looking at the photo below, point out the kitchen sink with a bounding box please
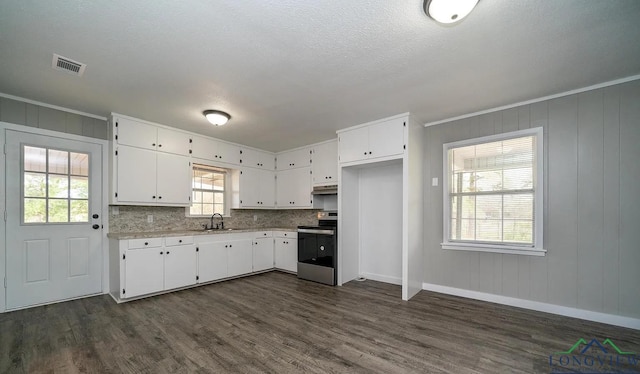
[189,228,237,232]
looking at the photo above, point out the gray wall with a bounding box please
[0,97,107,139]
[423,80,640,319]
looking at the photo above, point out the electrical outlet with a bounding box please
[147,215,153,223]
[112,206,119,215]
[253,215,258,222]
[432,177,439,187]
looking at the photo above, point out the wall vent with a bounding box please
[52,53,86,76]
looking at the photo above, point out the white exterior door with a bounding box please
[5,130,103,309]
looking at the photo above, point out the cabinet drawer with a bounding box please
[254,231,272,238]
[274,231,297,239]
[165,236,194,246]
[128,238,163,250]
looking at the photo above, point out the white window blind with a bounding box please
[442,128,545,256]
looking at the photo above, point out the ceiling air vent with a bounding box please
[52,53,86,77]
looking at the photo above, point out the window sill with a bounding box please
[441,242,546,257]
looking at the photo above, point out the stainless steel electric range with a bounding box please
[297,211,337,285]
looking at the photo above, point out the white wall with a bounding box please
[359,162,403,285]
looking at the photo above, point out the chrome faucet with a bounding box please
[209,213,224,230]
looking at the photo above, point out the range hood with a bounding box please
[311,185,338,195]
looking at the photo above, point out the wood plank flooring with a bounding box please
[1,271,639,373]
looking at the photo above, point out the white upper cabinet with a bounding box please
[239,148,275,170]
[277,167,312,208]
[237,168,275,208]
[114,116,191,156]
[338,116,406,164]
[115,145,191,205]
[191,135,240,165]
[277,147,312,170]
[312,140,338,185]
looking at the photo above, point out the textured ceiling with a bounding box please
[1,1,639,152]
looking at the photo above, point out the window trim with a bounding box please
[441,127,545,256]
[185,163,231,218]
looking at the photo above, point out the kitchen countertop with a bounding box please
[107,227,298,240]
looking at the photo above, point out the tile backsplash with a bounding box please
[109,206,320,233]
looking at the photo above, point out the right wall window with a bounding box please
[442,127,545,256]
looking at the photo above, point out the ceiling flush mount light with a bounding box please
[203,110,231,126]
[424,0,479,24]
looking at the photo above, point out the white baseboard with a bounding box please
[362,272,402,286]
[422,282,640,330]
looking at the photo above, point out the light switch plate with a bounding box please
[147,215,153,223]
[432,177,439,186]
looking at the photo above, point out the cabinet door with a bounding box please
[277,147,312,170]
[197,241,228,283]
[275,238,297,272]
[277,167,311,207]
[191,136,217,161]
[312,140,338,185]
[252,237,274,272]
[164,244,197,290]
[338,127,369,163]
[238,168,260,207]
[156,153,191,205]
[116,146,157,203]
[258,169,276,207]
[124,247,164,298]
[368,117,405,159]
[115,117,157,151]
[240,148,275,170]
[216,141,240,165]
[157,127,191,156]
[227,239,253,277]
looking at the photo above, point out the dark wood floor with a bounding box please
[1,272,639,373]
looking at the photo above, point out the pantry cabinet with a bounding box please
[338,117,406,164]
[115,145,191,205]
[312,140,338,185]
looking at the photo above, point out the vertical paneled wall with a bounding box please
[0,97,107,139]
[423,80,640,319]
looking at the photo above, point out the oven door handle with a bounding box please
[297,229,335,235]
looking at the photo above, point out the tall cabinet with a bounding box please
[337,113,424,301]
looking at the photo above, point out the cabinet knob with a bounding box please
[263,233,267,236]
[158,196,162,199]
[225,245,228,248]
[166,251,170,254]
[152,196,156,199]
[158,144,162,147]
[160,251,163,254]
[178,240,182,243]
[369,151,372,155]
[152,143,156,147]
[364,152,367,155]
[230,244,233,248]
[144,242,149,245]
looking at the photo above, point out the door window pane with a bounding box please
[22,146,90,224]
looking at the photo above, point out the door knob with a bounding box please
[92,224,100,230]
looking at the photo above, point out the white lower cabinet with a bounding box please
[196,241,228,283]
[122,236,196,299]
[253,232,274,272]
[124,247,165,298]
[110,230,295,302]
[226,239,253,277]
[274,231,297,272]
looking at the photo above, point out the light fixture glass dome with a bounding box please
[203,110,231,126]
[425,0,479,24]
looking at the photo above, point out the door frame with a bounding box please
[0,121,109,313]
